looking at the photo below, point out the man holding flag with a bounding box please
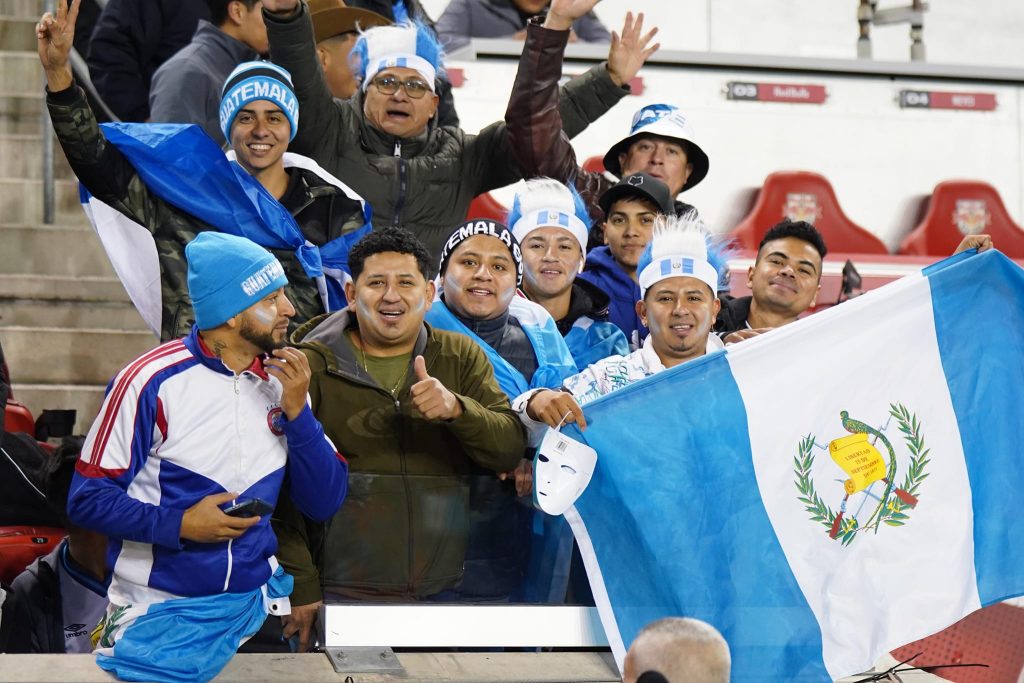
[556,243,1023,680]
[40,0,370,342]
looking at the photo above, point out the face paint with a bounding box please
[249,306,276,327]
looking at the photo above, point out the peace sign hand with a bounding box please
[37,0,79,91]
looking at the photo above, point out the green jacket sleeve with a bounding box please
[445,338,527,472]
[47,84,174,232]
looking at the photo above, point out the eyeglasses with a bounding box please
[371,75,431,99]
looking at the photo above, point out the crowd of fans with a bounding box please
[0,0,996,681]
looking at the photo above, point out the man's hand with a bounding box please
[180,492,261,543]
[722,328,770,345]
[606,12,660,87]
[499,458,534,497]
[36,0,79,91]
[410,355,463,421]
[544,0,600,31]
[526,389,587,430]
[282,600,321,653]
[260,0,300,16]
[953,234,993,255]
[265,347,311,421]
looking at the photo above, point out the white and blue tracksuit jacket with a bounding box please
[68,326,348,607]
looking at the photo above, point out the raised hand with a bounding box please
[265,347,312,421]
[607,12,660,87]
[544,0,601,31]
[953,234,993,255]
[410,355,463,421]
[180,492,261,543]
[36,0,79,91]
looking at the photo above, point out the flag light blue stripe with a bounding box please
[570,351,828,681]
[925,250,1024,605]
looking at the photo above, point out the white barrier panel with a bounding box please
[320,604,609,648]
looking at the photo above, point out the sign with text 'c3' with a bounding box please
[725,81,827,104]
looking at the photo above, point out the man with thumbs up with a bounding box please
[274,228,525,649]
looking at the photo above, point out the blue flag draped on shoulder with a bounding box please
[80,123,371,335]
[563,250,1024,680]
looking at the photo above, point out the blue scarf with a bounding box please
[97,122,371,308]
[425,296,578,397]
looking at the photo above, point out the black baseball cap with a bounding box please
[597,173,674,217]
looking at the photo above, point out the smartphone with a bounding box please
[223,498,274,518]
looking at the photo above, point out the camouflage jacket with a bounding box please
[48,84,366,341]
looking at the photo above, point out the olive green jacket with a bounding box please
[274,310,525,602]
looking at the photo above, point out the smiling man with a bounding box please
[715,219,827,343]
[424,219,578,602]
[511,178,628,370]
[275,228,525,647]
[558,212,727,405]
[40,0,368,342]
[578,173,674,347]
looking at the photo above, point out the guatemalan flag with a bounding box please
[80,123,370,336]
[563,249,1024,681]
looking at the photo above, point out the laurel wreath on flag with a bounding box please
[794,403,930,546]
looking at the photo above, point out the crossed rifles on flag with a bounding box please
[827,411,920,539]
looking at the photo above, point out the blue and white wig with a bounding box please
[637,211,731,298]
[508,178,592,260]
[351,20,444,93]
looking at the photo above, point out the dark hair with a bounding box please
[207,0,258,27]
[348,228,433,281]
[757,219,828,259]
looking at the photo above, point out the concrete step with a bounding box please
[0,224,115,277]
[0,176,85,225]
[1,324,156,385]
[0,16,37,52]
[9,383,105,435]
[0,93,41,134]
[0,273,130,302]
[0,0,43,18]
[1,132,73,179]
[0,52,39,96]
[0,298,148,330]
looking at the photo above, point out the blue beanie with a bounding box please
[185,232,288,330]
[219,61,299,143]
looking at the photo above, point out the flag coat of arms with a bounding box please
[563,250,1024,680]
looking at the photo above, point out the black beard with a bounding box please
[239,316,285,355]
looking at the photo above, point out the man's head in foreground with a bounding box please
[603,104,710,197]
[352,21,443,138]
[623,617,731,683]
[344,227,436,355]
[636,213,725,368]
[310,0,391,99]
[748,219,827,321]
[438,219,523,322]
[185,231,294,354]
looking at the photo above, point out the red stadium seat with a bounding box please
[898,180,1024,258]
[891,603,1024,683]
[5,400,35,436]
[582,155,606,175]
[466,192,508,222]
[728,171,888,255]
[0,526,65,585]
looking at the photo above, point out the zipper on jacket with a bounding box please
[392,140,407,228]
[223,538,234,591]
